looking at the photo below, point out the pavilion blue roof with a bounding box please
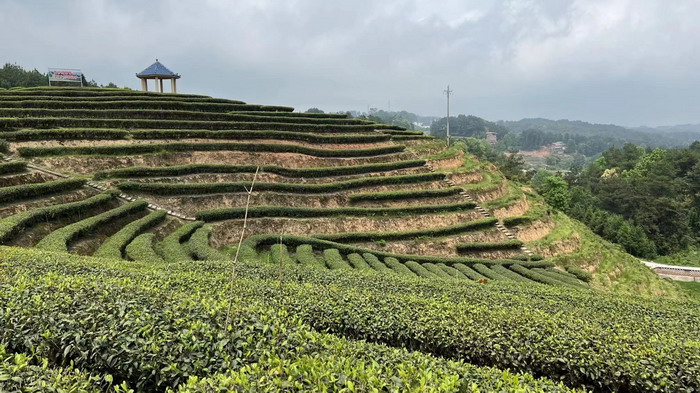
[136,60,180,78]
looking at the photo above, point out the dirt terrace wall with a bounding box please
[426,150,465,170]
[29,151,416,175]
[120,167,431,185]
[11,138,396,152]
[210,210,483,247]
[464,181,508,203]
[447,171,483,186]
[513,218,555,243]
[529,233,582,258]
[492,195,530,219]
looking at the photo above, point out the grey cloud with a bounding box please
[2,0,700,126]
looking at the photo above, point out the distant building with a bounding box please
[485,131,497,144]
[548,141,566,154]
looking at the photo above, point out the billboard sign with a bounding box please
[48,68,83,85]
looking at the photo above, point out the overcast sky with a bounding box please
[3,0,700,126]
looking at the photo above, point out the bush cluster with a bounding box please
[0,249,588,391]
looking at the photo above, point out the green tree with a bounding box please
[536,175,570,211]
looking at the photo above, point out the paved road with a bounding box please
[641,260,700,282]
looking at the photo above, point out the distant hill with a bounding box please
[500,118,700,148]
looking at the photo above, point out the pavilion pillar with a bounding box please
[154,77,160,93]
[141,79,147,91]
[171,79,177,94]
[160,79,164,93]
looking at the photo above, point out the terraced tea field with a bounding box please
[1,87,697,392]
[0,86,580,285]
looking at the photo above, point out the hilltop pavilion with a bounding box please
[136,60,180,93]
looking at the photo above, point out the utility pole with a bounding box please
[444,85,453,145]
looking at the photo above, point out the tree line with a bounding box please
[534,142,700,258]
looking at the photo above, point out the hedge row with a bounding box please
[453,263,487,280]
[405,260,437,278]
[35,200,148,253]
[130,129,391,144]
[0,192,115,243]
[197,201,476,221]
[472,263,509,280]
[0,128,129,141]
[0,99,261,111]
[0,160,27,175]
[503,215,534,227]
[381,130,425,136]
[346,253,370,269]
[323,248,352,270]
[362,252,391,272]
[456,240,524,253]
[0,94,243,104]
[490,265,534,283]
[423,263,454,279]
[509,263,567,286]
[295,244,324,267]
[157,221,204,262]
[187,226,229,261]
[269,243,295,266]
[18,142,405,158]
[94,159,426,180]
[0,108,368,125]
[564,265,593,282]
[0,250,585,392]
[117,172,442,196]
[125,233,165,263]
[0,87,215,99]
[348,186,462,202]
[390,134,435,141]
[92,210,167,259]
[0,117,376,133]
[232,111,347,118]
[439,263,470,279]
[533,268,588,287]
[384,257,416,276]
[241,234,553,268]
[0,178,85,204]
[317,217,494,243]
